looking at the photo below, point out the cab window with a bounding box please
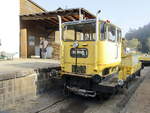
[62,23,96,41]
[117,29,122,42]
[108,25,116,42]
[100,22,106,40]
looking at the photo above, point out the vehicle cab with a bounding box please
[60,19,122,78]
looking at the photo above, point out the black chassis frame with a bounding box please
[140,60,150,67]
[62,68,142,95]
[62,74,118,94]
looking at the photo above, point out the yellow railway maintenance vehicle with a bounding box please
[57,15,142,97]
[139,55,150,67]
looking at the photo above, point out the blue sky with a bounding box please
[33,0,150,36]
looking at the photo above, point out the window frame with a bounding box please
[117,29,122,43]
[99,22,107,41]
[108,24,117,42]
[62,22,96,42]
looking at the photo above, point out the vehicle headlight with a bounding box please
[73,42,79,48]
[118,79,124,86]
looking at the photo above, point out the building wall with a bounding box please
[20,0,46,58]
[26,21,48,57]
[0,0,19,58]
[20,0,45,15]
[20,20,57,58]
[20,0,61,59]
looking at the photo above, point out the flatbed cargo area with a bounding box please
[139,55,150,66]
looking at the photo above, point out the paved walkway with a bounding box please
[0,59,59,77]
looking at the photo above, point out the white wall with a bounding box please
[0,0,19,58]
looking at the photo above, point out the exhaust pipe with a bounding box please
[57,15,62,45]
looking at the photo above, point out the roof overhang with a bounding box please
[20,8,96,29]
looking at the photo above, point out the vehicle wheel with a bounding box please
[102,93,111,100]
[142,64,144,69]
[118,87,128,94]
[63,85,71,97]
[137,70,141,77]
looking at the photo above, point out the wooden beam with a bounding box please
[62,16,72,21]
[45,18,58,25]
[62,17,69,22]
[35,20,57,29]
[44,19,57,25]
[20,12,79,20]
[48,18,58,25]
[46,27,59,31]
[66,16,75,21]
[71,15,79,20]
[37,20,52,26]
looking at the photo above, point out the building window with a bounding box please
[28,36,35,46]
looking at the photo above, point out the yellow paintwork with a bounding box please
[139,55,150,61]
[61,40,121,77]
[60,20,142,84]
[118,51,141,80]
[118,39,141,81]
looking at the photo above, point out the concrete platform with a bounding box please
[0,59,60,80]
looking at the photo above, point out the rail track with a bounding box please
[34,97,68,113]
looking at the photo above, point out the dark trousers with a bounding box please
[40,48,42,58]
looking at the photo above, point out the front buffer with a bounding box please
[62,73,119,97]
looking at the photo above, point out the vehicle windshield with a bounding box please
[62,22,96,41]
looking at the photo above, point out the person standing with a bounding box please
[39,37,44,58]
[43,38,49,59]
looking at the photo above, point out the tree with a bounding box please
[127,38,141,50]
[145,38,150,53]
[125,22,150,53]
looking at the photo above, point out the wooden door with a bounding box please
[20,28,28,58]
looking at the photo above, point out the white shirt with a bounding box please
[43,40,49,49]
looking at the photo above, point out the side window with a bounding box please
[100,22,106,40]
[117,30,122,42]
[108,25,116,42]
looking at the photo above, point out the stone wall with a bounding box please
[0,69,58,111]
[0,73,36,110]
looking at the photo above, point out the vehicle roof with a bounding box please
[62,19,121,30]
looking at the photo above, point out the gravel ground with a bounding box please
[121,67,150,113]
